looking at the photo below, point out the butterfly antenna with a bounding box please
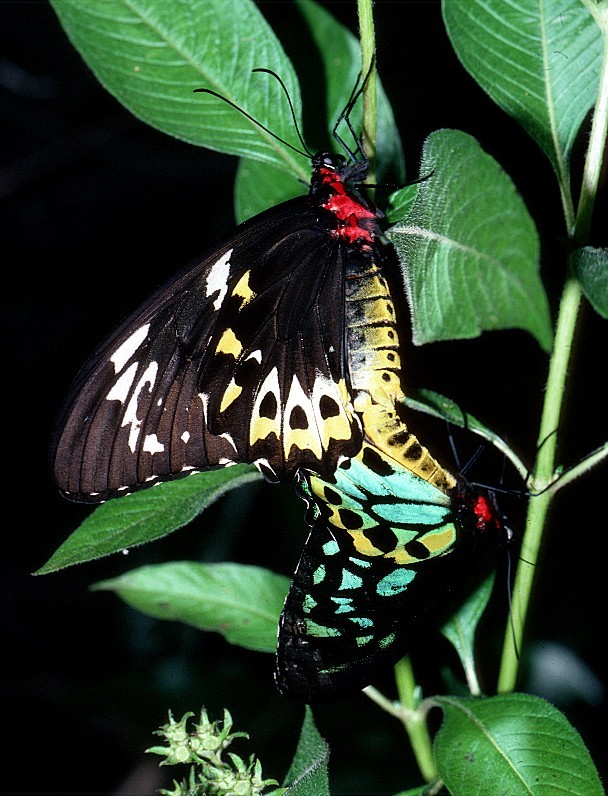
[193,75,310,159]
[446,422,462,472]
[506,546,521,661]
[252,68,312,157]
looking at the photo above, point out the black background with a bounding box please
[2,1,606,794]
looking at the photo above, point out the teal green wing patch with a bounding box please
[276,443,502,701]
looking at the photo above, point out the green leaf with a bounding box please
[234,157,307,224]
[94,561,289,653]
[37,467,261,574]
[441,574,496,688]
[49,0,308,178]
[385,184,420,225]
[388,129,552,351]
[442,0,603,180]
[432,693,604,796]
[572,246,608,319]
[283,707,330,795]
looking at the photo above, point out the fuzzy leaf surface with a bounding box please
[572,246,608,319]
[282,708,330,795]
[388,129,552,351]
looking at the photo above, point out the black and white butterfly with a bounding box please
[50,139,397,502]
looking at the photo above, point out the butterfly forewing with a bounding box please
[52,195,362,502]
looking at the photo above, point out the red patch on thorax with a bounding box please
[319,168,375,244]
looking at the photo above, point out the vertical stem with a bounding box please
[357,0,377,181]
[498,257,582,693]
[498,8,607,691]
[394,658,437,782]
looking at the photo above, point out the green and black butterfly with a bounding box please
[276,440,505,701]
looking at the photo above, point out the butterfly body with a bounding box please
[276,442,503,701]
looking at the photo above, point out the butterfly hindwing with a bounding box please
[52,195,362,502]
[276,442,500,701]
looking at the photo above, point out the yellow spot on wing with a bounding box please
[387,525,457,565]
[418,525,457,554]
[283,375,323,459]
[216,328,242,359]
[313,377,355,446]
[347,528,385,557]
[220,378,243,413]
[231,270,256,308]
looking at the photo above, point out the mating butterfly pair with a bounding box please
[51,143,503,702]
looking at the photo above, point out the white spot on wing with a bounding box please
[181,431,191,443]
[206,249,233,311]
[122,361,159,453]
[219,432,237,452]
[254,457,276,478]
[143,433,164,455]
[199,392,209,422]
[110,324,150,373]
[106,361,138,404]
[245,349,262,363]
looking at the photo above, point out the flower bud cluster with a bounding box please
[147,708,284,796]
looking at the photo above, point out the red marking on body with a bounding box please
[473,495,495,529]
[320,168,376,244]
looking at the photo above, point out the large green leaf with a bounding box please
[94,561,288,652]
[38,466,261,573]
[50,0,308,178]
[388,129,552,351]
[432,693,604,795]
[442,0,603,180]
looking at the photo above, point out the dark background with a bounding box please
[2,1,606,794]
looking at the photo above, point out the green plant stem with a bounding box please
[548,441,608,496]
[394,657,437,782]
[357,0,377,180]
[498,274,582,693]
[498,12,607,691]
